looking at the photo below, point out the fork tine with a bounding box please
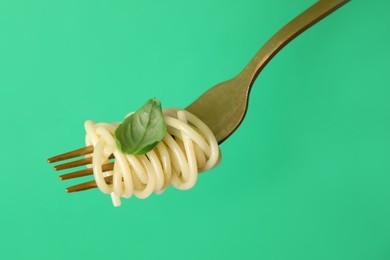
[54,154,115,171]
[47,145,94,163]
[54,157,92,171]
[66,175,113,193]
[59,162,114,180]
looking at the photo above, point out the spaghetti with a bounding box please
[84,108,221,206]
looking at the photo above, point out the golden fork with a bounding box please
[48,0,350,193]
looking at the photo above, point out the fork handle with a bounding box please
[238,0,350,86]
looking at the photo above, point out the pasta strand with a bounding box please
[85,108,221,207]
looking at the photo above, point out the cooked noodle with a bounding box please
[85,108,221,207]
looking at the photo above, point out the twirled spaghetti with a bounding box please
[85,108,221,206]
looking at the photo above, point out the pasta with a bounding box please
[84,108,221,207]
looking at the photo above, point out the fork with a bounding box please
[48,0,350,193]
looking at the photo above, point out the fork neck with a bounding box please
[236,0,349,90]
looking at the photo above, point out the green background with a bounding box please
[1,0,389,259]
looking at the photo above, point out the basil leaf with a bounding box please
[115,98,166,155]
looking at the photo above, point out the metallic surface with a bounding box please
[186,0,350,144]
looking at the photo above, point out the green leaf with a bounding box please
[115,98,166,155]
